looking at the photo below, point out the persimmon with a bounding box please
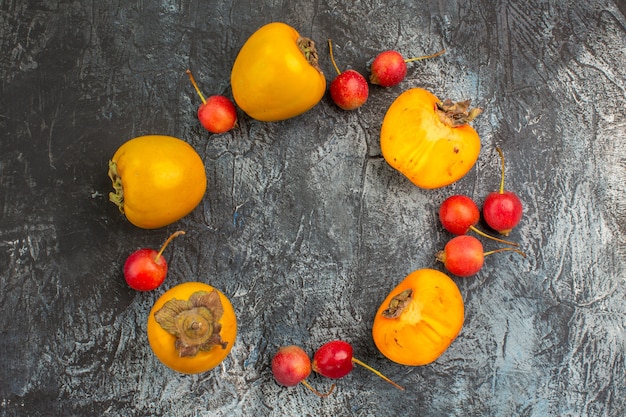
[230,22,326,121]
[147,282,237,374]
[372,269,464,366]
[108,135,207,229]
[380,88,482,189]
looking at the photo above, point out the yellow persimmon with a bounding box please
[230,22,326,122]
[372,269,464,366]
[108,135,207,229]
[147,282,237,374]
[380,88,482,189]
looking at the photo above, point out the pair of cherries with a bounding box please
[271,341,403,397]
[328,41,446,111]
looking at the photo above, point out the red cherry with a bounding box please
[197,95,238,134]
[123,230,185,291]
[186,69,237,134]
[328,39,368,110]
[439,195,481,235]
[369,49,446,87]
[312,340,404,390]
[436,235,485,277]
[369,50,407,87]
[271,345,311,387]
[436,235,525,277]
[482,148,523,236]
[483,192,523,235]
[312,340,354,379]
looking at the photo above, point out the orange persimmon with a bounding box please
[108,135,207,229]
[372,269,464,366]
[147,282,237,374]
[380,88,482,189]
[230,22,326,121]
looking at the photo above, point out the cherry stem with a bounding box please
[351,357,405,391]
[496,147,506,194]
[404,48,446,63]
[185,69,207,105]
[301,380,336,398]
[154,230,186,263]
[469,226,518,246]
[483,247,526,258]
[327,39,342,76]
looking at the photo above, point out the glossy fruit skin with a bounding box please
[272,345,312,386]
[372,269,464,366]
[312,340,353,379]
[123,248,167,291]
[370,50,407,87]
[439,195,480,235]
[439,235,484,277]
[147,282,237,374]
[483,191,523,235]
[109,135,207,229]
[329,70,369,110]
[231,22,326,122]
[380,88,481,189]
[198,95,237,134]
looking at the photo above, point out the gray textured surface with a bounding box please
[1,1,625,416]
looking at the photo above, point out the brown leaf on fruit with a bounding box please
[297,36,321,72]
[382,289,412,319]
[154,290,228,357]
[436,99,482,127]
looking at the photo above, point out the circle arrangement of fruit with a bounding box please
[110,22,527,394]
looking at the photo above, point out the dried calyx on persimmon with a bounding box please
[154,290,228,357]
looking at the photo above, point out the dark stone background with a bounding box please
[1,1,624,416]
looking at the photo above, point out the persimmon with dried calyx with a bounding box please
[372,269,464,366]
[230,22,326,122]
[108,135,207,229]
[380,88,482,189]
[147,282,237,374]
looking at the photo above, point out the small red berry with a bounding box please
[369,48,446,87]
[328,39,368,110]
[482,148,523,236]
[312,340,354,379]
[312,340,404,390]
[123,231,185,291]
[186,69,237,134]
[271,345,311,387]
[436,235,485,277]
[436,235,526,277]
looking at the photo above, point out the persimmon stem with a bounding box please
[484,247,526,258]
[469,225,518,246]
[351,357,405,391]
[496,147,506,194]
[327,39,342,76]
[155,230,186,262]
[404,48,446,63]
[297,36,321,72]
[301,380,336,397]
[186,69,207,105]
